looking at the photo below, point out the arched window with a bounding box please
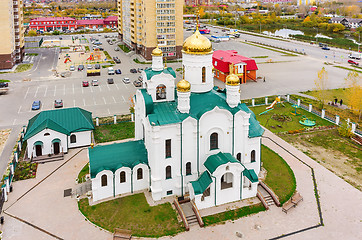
[101,174,107,187]
[221,172,233,190]
[236,153,241,162]
[137,168,143,180]
[156,84,166,100]
[120,171,126,183]
[166,166,172,179]
[44,133,50,136]
[186,162,191,175]
[202,66,206,83]
[210,132,218,150]
[70,134,76,143]
[251,150,256,162]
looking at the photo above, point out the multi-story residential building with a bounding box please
[117,0,183,60]
[0,0,25,70]
[184,0,210,6]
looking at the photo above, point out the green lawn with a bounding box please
[0,80,10,82]
[202,203,265,226]
[77,163,89,183]
[15,64,33,73]
[93,122,135,143]
[78,193,184,237]
[261,145,296,204]
[118,44,131,53]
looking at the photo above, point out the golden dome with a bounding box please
[182,29,212,55]
[226,74,240,86]
[152,46,163,56]
[177,79,191,92]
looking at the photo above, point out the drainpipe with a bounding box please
[211,175,217,206]
[240,173,243,200]
[148,168,151,191]
[197,120,200,177]
[113,172,115,197]
[131,170,133,193]
[180,122,183,196]
[232,114,235,156]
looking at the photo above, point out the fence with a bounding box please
[94,114,133,127]
[0,126,27,213]
[74,181,91,197]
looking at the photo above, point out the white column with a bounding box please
[309,104,312,112]
[297,99,301,106]
[351,123,356,133]
[96,117,99,126]
[18,141,21,150]
[2,187,7,202]
[265,97,268,105]
[177,91,191,113]
[5,177,9,193]
[252,98,255,106]
[10,164,14,176]
[14,151,18,162]
[336,115,340,125]
[347,118,350,125]
[286,94,290,101]
[114,115,117,124]
[321,109,325,119]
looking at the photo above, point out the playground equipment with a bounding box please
[259,108,273,115]
[299,116,316,126]
[64,54,71,63]
[87,51,102,62]
[266,97,284,110]
[291,104,301,116]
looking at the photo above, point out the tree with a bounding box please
[314,67,329,109]
[344,71,362,120]
[28,30,37,36]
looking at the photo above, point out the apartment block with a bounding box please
[117,0,183,60]
[0,0,25,70]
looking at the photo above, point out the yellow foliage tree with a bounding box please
[314,67,329,109]
[344,71,362,120]
[303,16,311,23]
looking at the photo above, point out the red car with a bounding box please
[82,81,89,87]
[348,60,359,66]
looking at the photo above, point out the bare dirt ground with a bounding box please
[0,129,11,156]
[281,132,362,191]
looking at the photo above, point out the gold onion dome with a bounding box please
[152,46,163,56]
[182,29,212,54]
[177,79,191,92]
[226,74,240,86]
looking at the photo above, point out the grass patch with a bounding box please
[118,44,131,53]
[94,122,135,143]
[15,64,33,73]
[251,56,269,58]
[261,145,296,204]
[133,58,151,64]
[78,193,184,237]
[25,53,38,56]
[60,47,70,49]
[85,46,90,51]
[202,203,265,226]
[250,102,335,133]
[102,64,114,69]
[103,51,112,60]
[333,65,362,74]
[0,79,10,82]
[77,163,89,183]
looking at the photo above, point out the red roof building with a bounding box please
[212,50,258,84]
[29,17,77,32]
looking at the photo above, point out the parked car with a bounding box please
[31,100,41,110]
[0,82,9,88]
[69,65,75,71]
[91,79,99,86]
[122,77,130,84]
[137,68,144,73]
[130,68,137,73]
[54,99,63,108]
[114,47,120,51]
[108,67,115,75]
[321,46,330,50]
[82,81,89,87]
[107,78,114,84]
[138,76,143,81]
[87,64,93,69]
[115,69,122,74]
[78,65,84,71]
[94,64,100,69]
[133,80,142,87]
[93,41,102,45]
[348,59,359,66]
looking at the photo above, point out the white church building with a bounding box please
[89,28,264,209]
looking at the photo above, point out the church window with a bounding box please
[221,173,233,190]
[70,134,76,143]
[167,190,173,195]
[210,133,218,150]
[101,174,107,187]
[44,133,50,136]
[251,150,256,162]
[186,162,191,175]
[166,166,172,179]
[120,171,126,183]
[165,139,171,158]
[156,84,166,100]
[202,67,206,83]
[236,153,241,162]
[137,168,143,180]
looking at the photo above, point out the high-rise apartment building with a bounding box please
[117,0,183,60]
[0,0,25,70]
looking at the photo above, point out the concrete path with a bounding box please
[0,125,22,177]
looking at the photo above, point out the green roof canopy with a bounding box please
[144,67,176,80]
[243,169,259,183]
[190,171,213,195]
[34,141,43,146]
[24,107,94,141]
[141,87,264,138]
[51,138,61,143]
[204,152,240,174]
[89,140,148,178]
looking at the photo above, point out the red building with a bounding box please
[29,17,77,32]
[212,50,258,84]
[77,16,118,30]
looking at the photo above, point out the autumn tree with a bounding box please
[344,71,362,120]
[28,30,37,36]
[314,67,329,109]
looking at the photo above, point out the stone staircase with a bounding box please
[258,185,275,206]
[180,202,199,226]
[31,153,64,163]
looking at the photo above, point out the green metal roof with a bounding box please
[141,87,264,138]
[204,152,239,174]
[144,67,176,80]
[140,89,154,115]
[34,141,43,146]
[89,140,148,178]
[51,138,61,143]
[24,107,94,141]
[190,171,213,195]
[243,169,259,183]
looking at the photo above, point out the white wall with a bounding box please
[92,170,114,202]
[114,167,132,195]
[27,129,68,158]
[132,164,149,192]
[144,73,175,102]
[233,110,251,164]
[68,130,92,149]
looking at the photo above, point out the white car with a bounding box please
[69,65,75,71]
[91,79,99,86]
[87,64,93,69]
[122,78,130,84]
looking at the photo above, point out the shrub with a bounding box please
[338,125,353,138]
